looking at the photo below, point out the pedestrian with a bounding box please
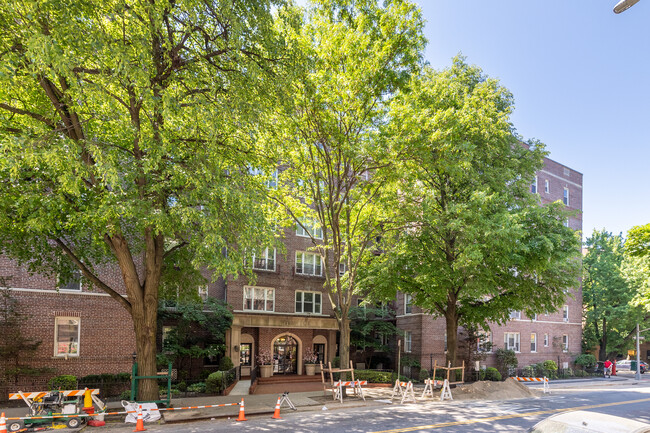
[604,359,612,378]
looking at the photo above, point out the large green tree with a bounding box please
[367,58,581,367]
[262,0,425,374]
[0,0,285,399]
[583,230,641,359]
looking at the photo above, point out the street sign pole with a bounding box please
[636,323,641,381]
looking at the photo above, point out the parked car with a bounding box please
[616,360,646,373]
[528,410,650,433]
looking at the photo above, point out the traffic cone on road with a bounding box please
[133,405,146,432]
[271,395,282,419]
[1,412,7,433]
[236,398,247,422]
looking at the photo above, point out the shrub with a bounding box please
[419,369,430,382]
[48,375,77,390]
[187,382,206,393]
[205,371,224,394]
[574,354,597,370]
[332,357,340,368]
[573,369,588,378]
[522,365,535,377]
[484,367,502,381]
[352,370,393,383]
[176,381,187,392]
[558,368,573,379]
[218,356,234,371]
[495,349,518,377]
[119,390,132,401]
[479,368,486,381]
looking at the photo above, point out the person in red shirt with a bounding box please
[604,359,613,378]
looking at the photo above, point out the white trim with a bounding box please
[295,290,323,314]
[7,287,110,296]
[295,251,323,276]
[232,309,328,317]
[54,316,81,358]
[395,313,425,318]
[242,285,275,312]
[539,169,582,189]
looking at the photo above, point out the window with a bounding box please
[544,179,549,193]
[404,331,412,353]
[531,176,537,194]
[564,219,570,228]
[295,291,322,314]
[531,333,537,353]
[563,305,569,322]
[243,286,274,312]
[531,313,538,322]
[162,326,174,354]
[404,293,413,315]
[313,343,326,364]
[504,332,520,352]
[240,343,252,366]
[55,317,80,357]
[253,248,276,271]
[509,310,521,320]
[295,252,322,276]
[478,332,492,353]
[544,333,549,347]
[198,286,208,301]
[339,262,347,276]
[563,188,569,206]
[296,218,323,239]
[59,269,81,291]
[562,335,569,352]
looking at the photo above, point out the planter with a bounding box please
[260,364,273,378]
[305,364,317,376]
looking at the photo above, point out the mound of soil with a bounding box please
[453,378,537,401]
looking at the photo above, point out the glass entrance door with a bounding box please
[273,335,298,374]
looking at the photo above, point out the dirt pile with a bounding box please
[453,378,537,401]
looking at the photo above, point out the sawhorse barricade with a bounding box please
[512,376,549,393]
[390,380,416,404]
[440,379,453,401]
[332,380,367,403]
[421,378,443,398]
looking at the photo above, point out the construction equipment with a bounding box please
[7,390,89,431]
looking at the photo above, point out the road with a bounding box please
[99,378,650,432]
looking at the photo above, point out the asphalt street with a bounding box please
[93,377,650,433]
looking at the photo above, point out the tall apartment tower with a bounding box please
[394,157,583,370]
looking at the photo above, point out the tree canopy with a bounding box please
[0,0,286,399]
[365,58,582,366]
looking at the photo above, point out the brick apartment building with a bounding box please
[394,156,583,372]
[0,154,582,388]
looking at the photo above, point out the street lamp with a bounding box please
[614,0,641,14]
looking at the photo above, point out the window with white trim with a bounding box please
[198,286,208,301]
[243,286,274,312]
[295,252,322,276]
[504,332,520,352]
[339,262,346,276]
[404,293,413,315]
[563,188,569,206]
[296,218,323,239]
[295,291,322,314]
[478,332,492,352]
[55,317,80,357]
[563,305,569,322]
[531,176,537,194]
[531,333,537,353]
[59,269,81,291]
[509,310,521,320]
[531,313,538,321]
[544,179,549,193]
[562,334,569,352]
[253,248,276,271]
[544,333,549,347]
[404,331,412,353]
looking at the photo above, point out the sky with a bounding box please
[413,0,650,241]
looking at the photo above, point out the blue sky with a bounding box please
[414,0,650,241]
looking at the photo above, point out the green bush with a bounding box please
[522,365,535,377]
[574,354,597,370]
[418,369,430,382]
[495,349,518,377]
[479,368,486,381]
[534,360,558,379]
[332,357,340,368]
[119,390,132,401]
[176,381,187,392]
[573,369,588,378]
[48,375,77,390]
[187,382,206,393]
[205,371,224,394]
[558,368,574,379]
[353,370,393,383]
[485,367,502,381]
[218,356,234,371]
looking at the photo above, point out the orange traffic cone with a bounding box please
[236,398,247,421]
[0,412,6,433]
[271,395,282,419]
[133,405,146,432]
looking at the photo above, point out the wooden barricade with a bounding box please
[320,361,365,402]
[390,380,416,404]
[421,378,443,398]
[431,360,465,385]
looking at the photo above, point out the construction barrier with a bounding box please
[332,380,367,403]
[421,378,444,398]
[390,380,416,404]
[512,376,549,394]
[440,379,453,401]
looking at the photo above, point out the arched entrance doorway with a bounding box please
[273,335,298,374]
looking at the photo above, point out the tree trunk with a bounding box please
[445,302,459,382]
[339,316,351,381]
[133,302,159,401]
[599,318,608,361]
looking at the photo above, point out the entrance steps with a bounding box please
[258,375,321,385]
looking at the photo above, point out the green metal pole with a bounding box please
[131,362,137,401]
[167,362,172,407]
